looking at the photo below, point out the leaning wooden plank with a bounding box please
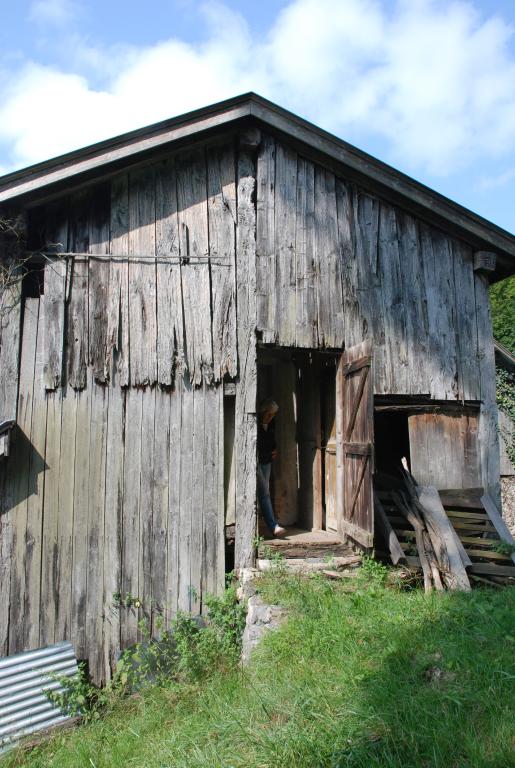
[423,532,444,591]
[207,142,237,381]
[234,143,258,569]
[418,486,471,591]
[450,527,472,568]
[176,148,213,386]
[128,166,157,386]
[393,491,433,592]
[374,496,405,565]
[481,493,515,565]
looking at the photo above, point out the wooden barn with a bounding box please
[1,93,514,683]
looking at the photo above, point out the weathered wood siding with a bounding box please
[0,137,250,683]
[256,134,485,401]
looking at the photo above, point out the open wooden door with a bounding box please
[336,340,374,548]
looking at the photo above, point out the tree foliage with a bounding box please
[490,275,515,354]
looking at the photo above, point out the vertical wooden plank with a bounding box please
[190,383,205,612]
[178,374,193,611]
[139,385,156,635]
[103,371,125,678]
[6,298,38,652]
[295,158,317,348]
[0,270,22,421]
[207,142,238,381]
[235,143,257,569]
[167,380,182,620]
[67,258,88,389]
[39,387,62,646]
[108,174,130,386]
[155,157,183,386]
[121,387,143,646]
[55,383,77,644]
[315,168,345,348]
[202,384,223,598]
[176,149,213,386]
[336,178,359,351]
[452,240,480,401]
[25,299,48,649]
[271,359,298,525]
[86,377,109,683]
[420,225,459,399]
[43,259,67,390]
[397,212,429,396]
[377,203,408,394]
[71,369,91,661]
[297,359,322,530]
[475,271,501,506]
[256,134,276,343]
[129,166,157,387]
[274,142,297,346]
[88,183,110,383]
[151,386,170,630]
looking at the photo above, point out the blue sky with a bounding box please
[1,0,514,235]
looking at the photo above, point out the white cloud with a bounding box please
[1,0,515,176]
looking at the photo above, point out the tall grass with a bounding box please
[3,570,514,768]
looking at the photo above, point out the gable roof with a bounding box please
[0,92,513,279]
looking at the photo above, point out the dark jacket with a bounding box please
[258,419,276,464]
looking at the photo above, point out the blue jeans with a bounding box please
[257,463,277,532]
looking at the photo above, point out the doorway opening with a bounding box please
[256,346,341,537]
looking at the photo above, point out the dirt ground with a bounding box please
[501,476,515,537]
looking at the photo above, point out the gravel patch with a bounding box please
[501,477,515,537]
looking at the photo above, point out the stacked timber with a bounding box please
[375,471,515,590]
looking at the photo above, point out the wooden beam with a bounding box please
[473,251,496,274]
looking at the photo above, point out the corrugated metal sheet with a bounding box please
[0,641,78,754]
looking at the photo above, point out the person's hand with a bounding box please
[271,449,278,460]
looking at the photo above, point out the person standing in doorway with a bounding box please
[257,398,286,537]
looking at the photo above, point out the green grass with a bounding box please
[3,571,515,768]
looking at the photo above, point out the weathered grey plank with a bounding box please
[71,369,92,660]
[202,384,224,599]
[66,258,88,390]
[108,174,130,386]
[234,145,257,569]
[139,385,156,636]
[167,380,182,618]
[103,372,125,678]
[256,133,276,343]
[7,297,38,652]
[420,224,459,399]
[25,300,47,649]
[274,142,297,346]
[295,158,317,348]
[190,382,205,613]
[55,382,77,644]
[39,388,63,646]
[474,272,501,506]
[176,149,213,386]
[207,142,237,380]
[315,167,345,348]
[121,387,143,646]
[377,203,408,394]
[335,179,360,351]
[128,166,157,386]
[151,386,170,630]
[452,240,479,400]
[155,158,183,386]
[89,183,110,382]
[86,378,109,683]
[481,493,515,564]
[178,374,194,611]
[0,270,22,421]
[43,258,67,390]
